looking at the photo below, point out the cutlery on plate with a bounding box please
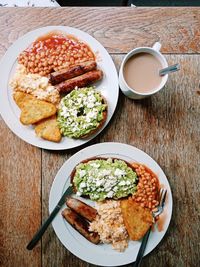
[159,63,180,76]
[26,185,73,250]
[134,188,167,267]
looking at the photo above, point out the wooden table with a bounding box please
[0,7,199,267]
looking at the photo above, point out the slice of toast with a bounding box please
[70,157,137,195]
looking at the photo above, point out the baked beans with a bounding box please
[132,163,160,211]
[18,32,95,76]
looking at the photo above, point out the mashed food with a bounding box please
[89,200,128,252]
[57,87,107,138]
[73,158,138,201]
[10,64,60,105]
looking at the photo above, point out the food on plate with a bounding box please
[61,159,163,252]
[131,163,160,211]
[89,200,129,252]
[9,31,106,143]
[18,31,95,76]
[13,91,35,109]
[10,64,60,105]
[20,98,57,125]
[49,61,97,85]
[62,208,100,244]
[120,198,154,240]
[66,197,97,222]
[71,158,138,200]
[57,87,107,139]
[55,70,103,93]
[35,115,62,142]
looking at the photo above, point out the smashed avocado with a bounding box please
[57,87,107,138]
[73,158,138,201]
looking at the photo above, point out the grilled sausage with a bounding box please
[49,61,97,85]
[62,208,100,244]
[66,197,97,222]
[56,70,103,93]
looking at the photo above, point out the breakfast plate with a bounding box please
[49,142,173,266]
[0,26,118,150]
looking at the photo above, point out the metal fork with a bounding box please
[134,188,167,267]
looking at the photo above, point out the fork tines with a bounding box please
[159,188,167,208]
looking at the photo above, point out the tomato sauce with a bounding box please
[157,212,167,232]
[19,31,95,76]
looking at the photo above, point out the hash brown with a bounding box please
[35,115,62,143]
[20,98,56,125]
[120,198,153,240]
[13,91,34,109]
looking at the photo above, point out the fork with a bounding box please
[134,188,167,267]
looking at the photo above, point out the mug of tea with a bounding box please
[119,42,168,99]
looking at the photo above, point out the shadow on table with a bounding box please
[57,0,200,6]
[57,0,128,6]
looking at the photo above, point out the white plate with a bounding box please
[49,142,173,266]
[0,26,119,150]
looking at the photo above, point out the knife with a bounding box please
[26,185,73,250]
[134,228,151,267]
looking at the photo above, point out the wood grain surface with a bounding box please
[0,7,200,55]
[0,123,42,267]
[41,54,200,267]
[0,7,200,267]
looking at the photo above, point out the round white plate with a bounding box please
[0,26,119,150]
[49,142,173,266]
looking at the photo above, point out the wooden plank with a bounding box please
[0,7,199,55]
[0,120,42,267]
[114,55,200,267]
[41,145,97,267]
[41,54,200,267]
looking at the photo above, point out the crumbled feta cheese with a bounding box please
[114,168,126,176]
[79,170,86,178]
[118,181,126,186]
[76,191,81,196]
[79,182,86,188]
[87,102,95,108]
[107,191,114,198]
[100,169,111,176]
[96,179,104,186]
[86,110,98,122]
[90,163,100,168]
[73,158,138,201]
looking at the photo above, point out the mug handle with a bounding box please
[152,42,161,51]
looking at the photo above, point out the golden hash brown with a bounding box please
[120,198,153,240]
[35,115,62,143]
[20,99,57,125]
[13,91,34,109]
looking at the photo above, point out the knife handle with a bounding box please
[26,205,60,250]
[134,228,151,267]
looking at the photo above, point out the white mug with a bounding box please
[119,42,168,99]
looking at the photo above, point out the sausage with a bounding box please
[49,61,97,85]
[62,208,100,244]
[66,197,97,222]
[56,70,103,93]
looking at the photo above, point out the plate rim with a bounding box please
[0,26,119,150]
[49,142,173,266]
